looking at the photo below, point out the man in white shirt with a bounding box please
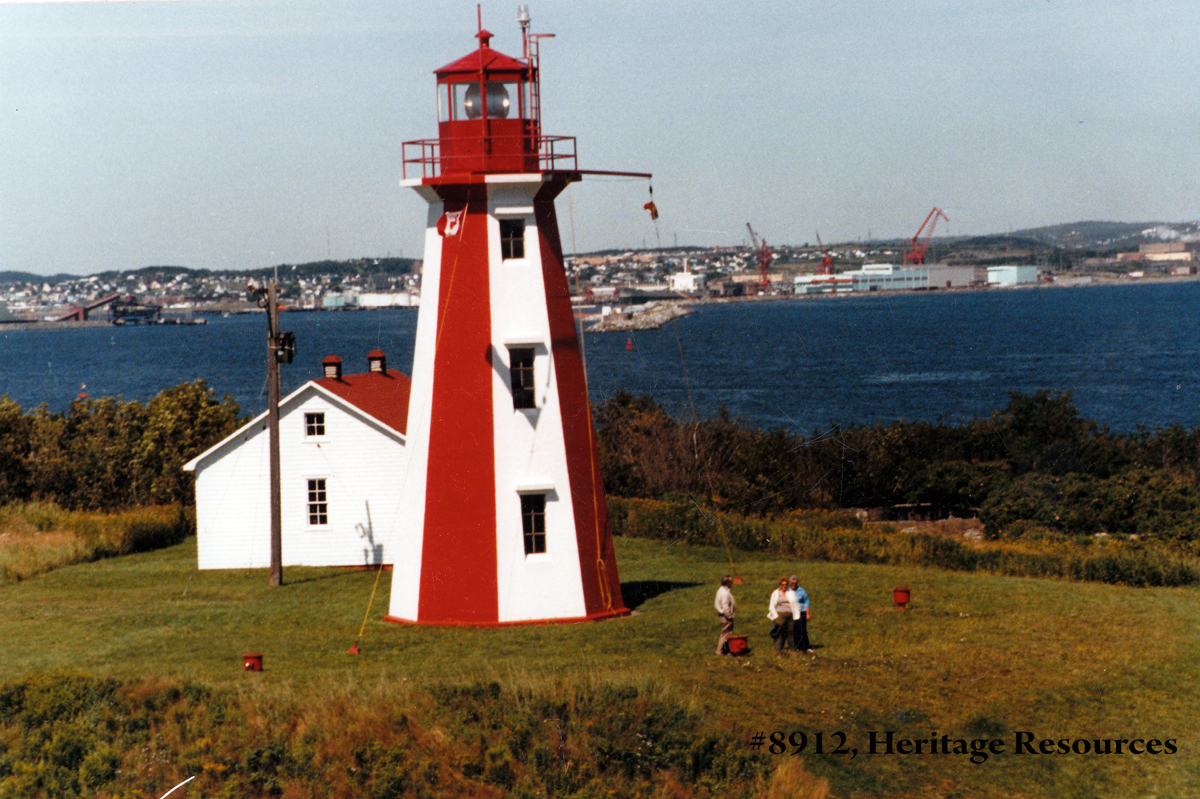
[714,576,737,655]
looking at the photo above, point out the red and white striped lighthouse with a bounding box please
[387,11,637,625]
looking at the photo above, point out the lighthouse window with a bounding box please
[304,412,325,437]
[307,479,328,526]
[500,219,525,260]
[508,347,536,409]
[521,493,546,554]
[450,81,516,120]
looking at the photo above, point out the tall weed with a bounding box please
[0,503,192,583]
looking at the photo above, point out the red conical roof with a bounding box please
[435,39,529,76]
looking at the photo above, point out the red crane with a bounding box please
[815,230,834,275]
[745,222,772,292]
[903,207,949,265]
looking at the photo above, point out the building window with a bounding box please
[500,218,525,260]
[509,347,535,409]
[305,412,325,437]
[307,479,328,525]
[521,493,546,554]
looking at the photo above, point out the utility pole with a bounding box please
[248,277,295,587]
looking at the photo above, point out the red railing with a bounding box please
[401,135,577,180]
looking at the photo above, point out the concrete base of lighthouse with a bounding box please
[386,172,628,627]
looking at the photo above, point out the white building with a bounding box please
[987,265,1038,286]
[793,274,855,294]
[844,264,976,292]
[356,292,419,308]
[183,351,411,570]
[668,262,705,293]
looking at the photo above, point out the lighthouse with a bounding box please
[386,10,637,625]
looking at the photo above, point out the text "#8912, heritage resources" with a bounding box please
[750,731,1178,764]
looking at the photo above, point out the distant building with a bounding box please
[987,265,1038,286]
[1142,241,1200,261]
[668,268,705,293]
[794,274,854,294]
[356,292,419,308]
[1121,241,1200,262]
[183,351,411,570]
[825,264,976,292]
[705,278,744,298]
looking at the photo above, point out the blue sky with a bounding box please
[1,0,1197,275]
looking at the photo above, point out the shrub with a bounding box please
[0,382,239,511]
[608,497,1199,587]
[0,674,770,799]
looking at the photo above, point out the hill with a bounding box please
[860,220,1200,267]
[1011,220,1200,250]
[6,220,1199,286]
[0,258,418,288]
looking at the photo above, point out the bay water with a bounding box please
[1,281,1197,434]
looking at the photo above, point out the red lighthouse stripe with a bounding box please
[535,179,628,619]
[418,189,499,623]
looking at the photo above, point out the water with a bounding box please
[1,282,1198,433]
[586,281,1200,433]
[0,310,420,417]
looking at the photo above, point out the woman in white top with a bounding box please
[767,576,801,653]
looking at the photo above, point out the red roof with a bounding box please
[435,42,529,76]
[314,369,412,435]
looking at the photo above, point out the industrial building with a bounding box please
[794,264,975,294]
[987,265,1038,285]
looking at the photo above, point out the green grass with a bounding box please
[1,535,1197,798]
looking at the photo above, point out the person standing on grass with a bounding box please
[714,575,737,655]
[767,577,800,653]
[789,575,813,653]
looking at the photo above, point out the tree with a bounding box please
[135,381,241,506]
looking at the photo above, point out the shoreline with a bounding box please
[2,272,1196,333]
[583,271,1200,320]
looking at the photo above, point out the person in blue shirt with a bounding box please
[788,575,813,653]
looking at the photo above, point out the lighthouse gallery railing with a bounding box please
[401,135,578,180]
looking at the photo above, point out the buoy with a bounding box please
[625,338,633,350]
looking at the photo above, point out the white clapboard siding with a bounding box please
[185,381,407,570]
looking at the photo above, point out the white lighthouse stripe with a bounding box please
[385,203,445,622]
[484,173,543,183]
[486,182,588,623]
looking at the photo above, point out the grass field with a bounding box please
[1,535,1197,798]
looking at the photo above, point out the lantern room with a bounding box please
[402,9,577,180]
[433,28,537,175]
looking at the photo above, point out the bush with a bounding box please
[608,497,1199,587]
[0,674,769,799]
[595,391,1200,550]
[981,469,1200,541]
[0,382,239,511]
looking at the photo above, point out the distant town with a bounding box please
[2,220,1198,326]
